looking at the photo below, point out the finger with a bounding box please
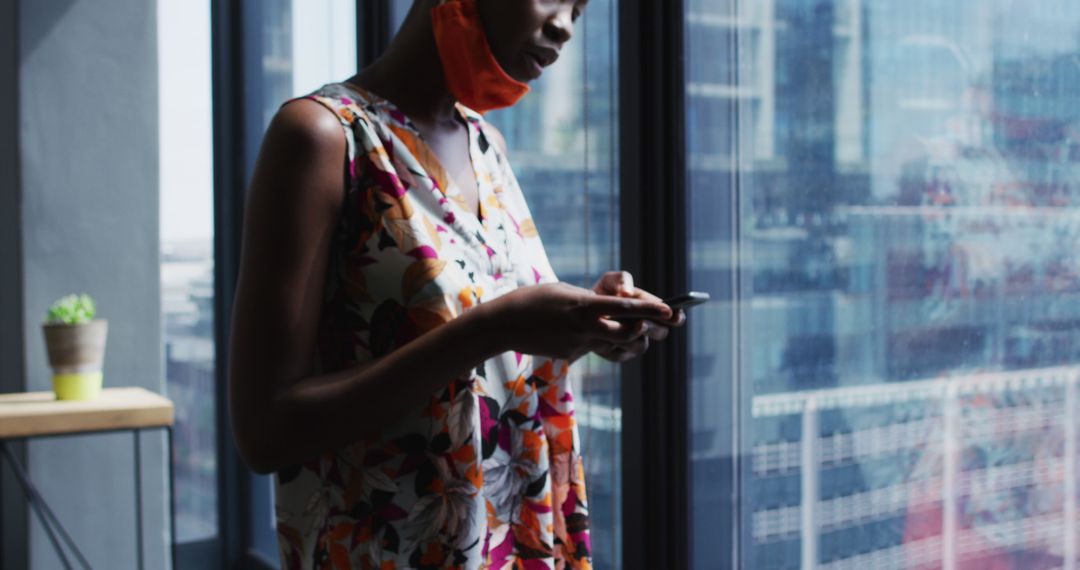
[622,336,649,359]
[591,318,649,343]
[626,286,663,305]
[605,275,667,306]
[658,309,686,327]
[616,271,635,296]
[599,332,651,361]
[591,272,621,295]
[600,350,634,364]
[630,319,668,341]
[602,343,637,363]
[645,323,670,341]
[652,308,686,328]
[593,271,635,297]
[589,340,628,363]
[594,343,624,363]
[584,296,672,321]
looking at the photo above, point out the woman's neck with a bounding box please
[349,1,459,128]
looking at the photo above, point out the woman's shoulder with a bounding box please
[266,97,348,160]
[293,82,383,129]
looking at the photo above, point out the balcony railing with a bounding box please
[753,365,1080,569]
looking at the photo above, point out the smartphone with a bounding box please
[663,291,710,311]
[614,291,710,324]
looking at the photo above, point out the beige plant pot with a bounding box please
[42,320,108,400]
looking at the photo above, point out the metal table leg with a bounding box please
[135,427,178,570]
[0,440,93,569]
[1,427,175,570]
[166,426,177,570]
[134,429,144,570]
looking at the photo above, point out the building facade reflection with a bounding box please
[689,0,1080,568]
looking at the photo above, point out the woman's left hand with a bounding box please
[588,271,686,363]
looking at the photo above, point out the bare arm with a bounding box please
[228,100,671,474]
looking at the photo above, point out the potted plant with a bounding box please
[42,294,108,400]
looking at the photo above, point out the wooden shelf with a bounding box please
[0,387,174,438]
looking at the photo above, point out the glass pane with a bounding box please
[486,2,622,567]
[689,0,1080,568]
[390,1,409,35]
[245,0,357,560]
[158,0,217,543]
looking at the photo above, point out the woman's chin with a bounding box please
[506,56,542,83]
[523,59,544,81]
[510,68,540,83]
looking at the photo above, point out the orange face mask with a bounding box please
[431,0,530,113]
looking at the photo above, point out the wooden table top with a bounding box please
[0,387,174,438]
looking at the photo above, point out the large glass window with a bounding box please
[158,0,216,545]
[162,1,357,558]
[488,1,622,567]
[689,0,1080,568]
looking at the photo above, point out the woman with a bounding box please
[229,0,685,567]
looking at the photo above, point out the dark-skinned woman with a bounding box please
[228,1,685,567]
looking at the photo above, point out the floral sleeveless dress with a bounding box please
[273,83,592,570]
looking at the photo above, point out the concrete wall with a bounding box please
[6,0,169,567]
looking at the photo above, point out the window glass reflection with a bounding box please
[689,1,1080,568]
[158,0,217,543]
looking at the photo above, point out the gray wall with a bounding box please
[6,0,169,567]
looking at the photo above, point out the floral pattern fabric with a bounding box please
[273,83,592,570]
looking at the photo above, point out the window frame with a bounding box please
[618,1,701,569]
[208,0,249,568]
[358,0,391,68]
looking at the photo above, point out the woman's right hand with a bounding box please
[478,282,673,361]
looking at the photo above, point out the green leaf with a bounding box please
[45,293,97,325]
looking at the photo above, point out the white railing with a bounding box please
[574,364,1080,567]
[752,365,1080,569]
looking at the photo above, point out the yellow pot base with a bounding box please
[53,372,103,400]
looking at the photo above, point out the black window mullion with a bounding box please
[619,0,689,568]
[357,0,392,69]
[211,0,250,568]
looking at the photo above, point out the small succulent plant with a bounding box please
[45,294,97,325]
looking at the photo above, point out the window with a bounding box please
[164,0,357,558]
[487,1,622,566]
[158,0,216,546]
[196,2,1080,567]
[688,0,1080,568]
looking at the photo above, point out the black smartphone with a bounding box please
[663,291,710,311]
